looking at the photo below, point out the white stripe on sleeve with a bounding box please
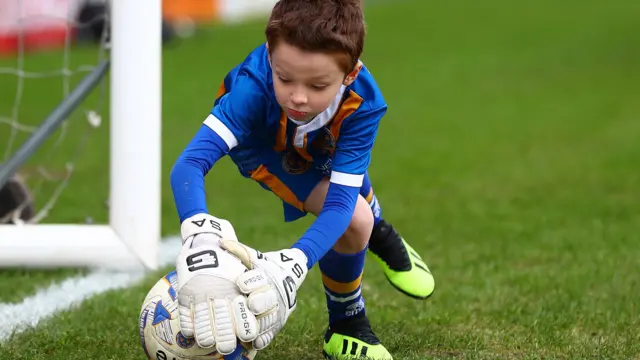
[330,171,364,187]
[203,114,239,149]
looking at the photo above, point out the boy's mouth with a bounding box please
[287,108,308,119]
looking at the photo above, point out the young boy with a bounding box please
[171,0,435,358]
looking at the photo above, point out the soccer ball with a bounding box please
[139,270,257,360]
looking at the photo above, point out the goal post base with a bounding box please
[0,224,158,270]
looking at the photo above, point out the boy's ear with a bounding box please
[266,42,271,64]
[343,61,363,86]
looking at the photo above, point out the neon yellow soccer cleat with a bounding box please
[368,220,435,299]
[322,316,393,360]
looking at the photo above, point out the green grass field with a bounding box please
[1,0,640,359]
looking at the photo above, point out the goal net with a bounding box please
[0,0,162,270]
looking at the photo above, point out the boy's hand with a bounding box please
[176,214,259,354]
[220,240,309,350]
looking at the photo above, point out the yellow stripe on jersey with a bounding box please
[215,81,226,100]
[249,165,304,211]
[330,90,365,145]
[294,131,313,161]
[272,89,365,156]
[273,111,288,152]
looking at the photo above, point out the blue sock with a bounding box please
[359,172,382,225]
[319,248,367,325]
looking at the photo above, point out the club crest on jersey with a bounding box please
[282,150,311,174]
[310,127,336,157]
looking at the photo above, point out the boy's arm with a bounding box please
[170,122,231,222]
[171,71,266,223]
[293,103,387,267]
[221,103,387,350]
[172,72,267,353]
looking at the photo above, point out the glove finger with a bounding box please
[247,288,279,315]
[236,269,271,294]
[212,298,237,355]
[178,301,195,338]
[216,218,239,242]
[220,239,260,269]
[193,300,216,348]
[253,328,276,350]
[231,295,258,343]
[256,309,278,335]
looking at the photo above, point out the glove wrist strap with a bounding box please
[181,213,238,244]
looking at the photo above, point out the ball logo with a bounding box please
[175,331,195,349]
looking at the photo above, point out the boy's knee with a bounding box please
[334,195,373,254]
[304,179,373,253]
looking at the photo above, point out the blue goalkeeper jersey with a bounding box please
[171,43,388,268]
[210,44,387,184]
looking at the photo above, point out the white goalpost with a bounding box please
[0,0,162,270]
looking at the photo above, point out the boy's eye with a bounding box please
[311,84,328,90]
[278,76,291,83]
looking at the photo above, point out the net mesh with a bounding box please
[0,0,110,224]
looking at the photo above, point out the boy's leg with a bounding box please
[305,180,392,360]
[244,152,392,359]
[360,172,436,299]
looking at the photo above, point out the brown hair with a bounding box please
[265,0,366,74]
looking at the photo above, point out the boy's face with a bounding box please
[269,41,359,122]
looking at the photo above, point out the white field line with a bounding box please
[0,236,182,342]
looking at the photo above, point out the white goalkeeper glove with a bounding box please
[220,240,309,350]
[176,213,259,355]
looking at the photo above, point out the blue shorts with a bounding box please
[230,148,328,222]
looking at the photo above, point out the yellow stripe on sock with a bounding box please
[365,188,374,203]
[321,271,363,294]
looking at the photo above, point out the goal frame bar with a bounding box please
[0,0,162,270]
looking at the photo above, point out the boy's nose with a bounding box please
[291,91,307,105]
